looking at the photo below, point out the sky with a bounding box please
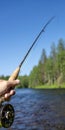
[0,0,65,76]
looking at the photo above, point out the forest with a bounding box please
[0,38,65,89]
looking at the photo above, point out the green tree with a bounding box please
[45,57,54,84]
[39,49,47,64]
[50,43,57,83]
[57,39,65,84]
[18,75,29,88]
[29,66,39,88]
[39,49,47,83]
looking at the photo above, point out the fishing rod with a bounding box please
[9,16,55,81]
[0,17,54,128]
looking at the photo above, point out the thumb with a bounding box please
[7,79,20,88]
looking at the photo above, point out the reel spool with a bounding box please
[0,104,15,128]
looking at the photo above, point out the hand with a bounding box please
[0,79,20,101]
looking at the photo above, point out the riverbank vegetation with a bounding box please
[0,38,65,89]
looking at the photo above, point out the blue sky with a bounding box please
[0,0,65,76]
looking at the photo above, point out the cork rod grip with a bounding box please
[9,66,20,81]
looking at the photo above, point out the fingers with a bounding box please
[4,90,15,100]
[4,80,20,101]
[0,79,20,102]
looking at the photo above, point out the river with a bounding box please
[1,88,65,130]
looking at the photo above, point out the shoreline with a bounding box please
[34,84,65,89]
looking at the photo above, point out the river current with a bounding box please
[1,88,65,130]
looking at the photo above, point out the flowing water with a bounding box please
[1,88,65,130]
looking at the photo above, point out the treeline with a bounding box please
[0,38,65,88]
[29,38,65,88]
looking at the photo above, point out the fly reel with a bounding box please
[0,103,15,128]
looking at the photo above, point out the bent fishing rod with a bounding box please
[0,17,54,128]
